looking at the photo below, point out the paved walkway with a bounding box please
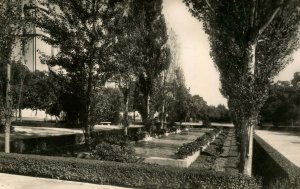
[0,173,130,189]
[255,130,300,167]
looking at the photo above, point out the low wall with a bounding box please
[253,134,300,185]
[0,127,140,154]
[144,151,200,168]
[1,134,85,154]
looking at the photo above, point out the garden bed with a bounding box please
[188,128,240,175]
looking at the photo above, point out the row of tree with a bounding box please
[8,58,231,129]
[2,0,221,148]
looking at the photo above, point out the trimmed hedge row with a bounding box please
[0,153,260,188]
[253,134,300,186]
[175,128,221,159]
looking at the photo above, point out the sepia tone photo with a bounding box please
[0,0,299,188]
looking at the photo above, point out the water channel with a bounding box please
[134,128,212,159]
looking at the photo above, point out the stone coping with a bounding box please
[144,151,200,168]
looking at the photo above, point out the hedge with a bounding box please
[253,134,300,186]
[0,153,260,189]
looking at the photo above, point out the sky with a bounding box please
[162,0,300,107]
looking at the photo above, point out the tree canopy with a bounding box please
[260,73,300,126]
[36,0,129,144]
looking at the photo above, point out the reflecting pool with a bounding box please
[134,128,211,158]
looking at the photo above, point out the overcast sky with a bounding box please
[162,0,300,106]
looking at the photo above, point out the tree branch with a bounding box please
[250,0,256,28]
[205,0,214,12]
[258,7,281,36]
[258,0,287,36]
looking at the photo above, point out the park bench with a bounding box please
[99,122,111,125]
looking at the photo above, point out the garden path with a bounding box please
[0,173,130,189]
[255,130,300,167]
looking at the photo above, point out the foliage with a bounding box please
[266,178,300,189]
[207,104,231,123]
[0,0,25,144]
[90,87,122,125]
[37,0,129,144]
[91,142,136,163]
[22,71,54,111]
[0,152,261,189]
[10,61,32,119]
[166,67,191,123]
[109,1,144,133]
[175,128,221,159]
[133,0,171,130]
[260,76,300,126]
[184,0,300,174]
[90,133,136,163]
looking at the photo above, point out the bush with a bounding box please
[90,134,137,163]
[132,130,149,141]
[266,178,300,189]
[152,128,167,136]
[0,152,261,189]
[91,142,137,163]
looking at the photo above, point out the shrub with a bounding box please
[90,134,137,163]
[91,142,137,163]
[0,152,261,189]
[133,130,149,141]
[152,128,167,136]
[266,178,300,189]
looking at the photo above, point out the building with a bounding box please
[12,0,57,120]
[12,0,57,72]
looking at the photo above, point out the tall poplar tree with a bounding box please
[184,0,300,175]
[109,0,142,135]
[0,0,24,152]
[133,0,170,131]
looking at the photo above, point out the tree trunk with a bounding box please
[123,89,129,135]
[145,93,151,131]
[82,71,93,147]
[161,71,166,130]
[19,108,22,122]
[146,94,150,120]
[249,42,257,75]
[239,114,257,176]
[5,61,12,153]
[161,102,165,129]
[17,78,24,123]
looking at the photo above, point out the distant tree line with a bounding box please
[260,72,300,126]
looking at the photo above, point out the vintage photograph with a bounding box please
[0,0,300,188]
